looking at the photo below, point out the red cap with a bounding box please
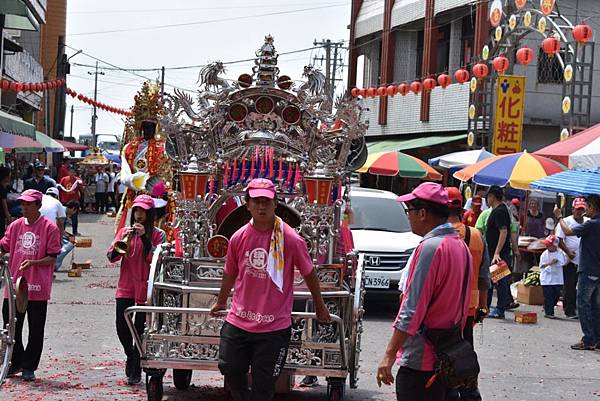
[472,194,483,205]
[246,178,276,199]
[18,189,43,203]
[573,197,587,210]
[542,234,559,247]
[132,194,155,210]
[445,187,463,208]
[511,198,520,206]
[397,182,448,206]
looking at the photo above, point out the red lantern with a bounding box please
[367,87,377,97]
[516,47,534,65]
[23,83,31,92]
[454,69,470,84]
[304,176,334,205]
[359,88,367,97]
[492,56,510,73]
[9,81,17,91]
[386,85,397,96]
[423,78,437,91]
[351,87,360,97]
[14,83,23,92]
[437,74,452,89]
[0,80,9,91]
[410,81,422,94]
[377,86,386,96]
[472,63,489,79]
[397,83,409,96]
[69,89,77,97]
[542,36,561,56]
[77,94,84,101]
[572,24,593,44]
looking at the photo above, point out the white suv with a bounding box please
[349,187,421,296]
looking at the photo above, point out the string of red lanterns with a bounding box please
[0,78,66,92]
[351,23,593,98]
[65,87,132,116]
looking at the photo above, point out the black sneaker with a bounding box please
[22,369,35,382]
[7,365,22,378]
[544,314,556,319]
[125,357,132,378]
[506,302,520,310]
[127,372,142,385]
[299,376,319,387]
[566,314,579,320]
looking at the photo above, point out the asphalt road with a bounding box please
[2,214,599,401]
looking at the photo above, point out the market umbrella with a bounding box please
[0,133,43,153]
[534,123,600,169]
[35,131,65,153]
[454,151,565,190]
[357,151,442,180]
[429,148,494,169]
[529,169,600,196]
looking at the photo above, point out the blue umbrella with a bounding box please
[529,169,600,196]
[103,152,121,165]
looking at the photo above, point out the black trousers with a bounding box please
[115,298,145,361]
[218,322,291,401]
[445,316,482,401]
[106,192,116,210]
[396,366,445,401]
[2,300,48,372]
[95,192,107,213]
[563,263,578,316]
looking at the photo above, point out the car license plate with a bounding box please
[364,274,390,289]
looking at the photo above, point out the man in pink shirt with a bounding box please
[1,189,62,381]
[210,178,330,401]
[376,183,473,401]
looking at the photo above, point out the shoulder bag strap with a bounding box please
[464,225,471,247]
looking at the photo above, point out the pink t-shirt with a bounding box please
[1,216,62,301]
[108,227,166,304]
[225,222,313,333]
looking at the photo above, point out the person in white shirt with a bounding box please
[106,167,116,212]
[42,188,75,272]
[94,167,109,214]
[539,235,568,319]
[556,197,589,319]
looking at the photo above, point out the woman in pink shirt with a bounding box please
[1,189,62,382]
[107,194,165,385]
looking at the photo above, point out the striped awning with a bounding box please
[529,169,600,196]
[35,131,65,153]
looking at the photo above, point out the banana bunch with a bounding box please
[523,272,541,287]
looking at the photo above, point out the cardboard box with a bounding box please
[517,283,544,305]
[515,311,538,324]
[75,238,92,248]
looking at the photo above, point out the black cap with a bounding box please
[34,161,46,169]
[486,185,504,199]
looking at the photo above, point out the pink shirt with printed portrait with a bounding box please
[225,222,314,333]
[1,216,62,301]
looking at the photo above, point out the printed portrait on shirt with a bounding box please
[245,248,268,279]
[18,231,39,256]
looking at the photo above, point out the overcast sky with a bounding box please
[63,0,351,141]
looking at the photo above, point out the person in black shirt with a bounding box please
[0,167,12,238]
[486,185,517,319]
[24,161,56,194]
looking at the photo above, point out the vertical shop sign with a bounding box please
[493,75,526,155]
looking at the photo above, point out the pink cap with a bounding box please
[397,182,448,206]
[573,197,587,210]
[246,178,276,199]
[132,194,155,210]
[543,234,559,247]
[18,189,43,203]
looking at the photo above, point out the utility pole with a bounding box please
[69,105,74,137]
[160,66,165,98]
[88,61,104,147]
[313,39,346,112]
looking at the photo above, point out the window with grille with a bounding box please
[537,49,564,84]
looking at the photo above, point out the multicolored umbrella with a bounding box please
[0,133,43,153]
[454,151,565,189]
[534,123,600,168]
[358,151,442,180]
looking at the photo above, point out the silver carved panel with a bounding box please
[168,342,220,361]
[286,347,322,367]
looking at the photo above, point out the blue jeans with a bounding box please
[542,285,562,316]
[577,273,600,346]
[55,237,75,272]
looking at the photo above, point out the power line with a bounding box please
[69,1,344,14]
[68,4,347,36]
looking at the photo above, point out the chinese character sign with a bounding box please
[493,75,525,155]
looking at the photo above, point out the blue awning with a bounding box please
[529,169,600,196]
